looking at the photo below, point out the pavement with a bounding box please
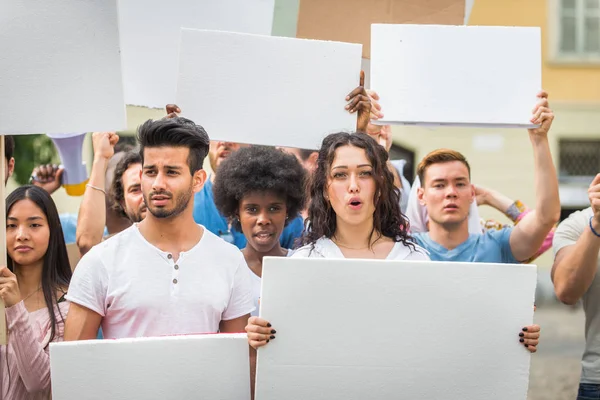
[528,304,586,400]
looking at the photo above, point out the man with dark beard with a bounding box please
[64,117,254,340]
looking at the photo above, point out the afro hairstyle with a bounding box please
[213,146,307,231]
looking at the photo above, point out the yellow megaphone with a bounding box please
[46,133,89,196]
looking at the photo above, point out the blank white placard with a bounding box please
[0,0,126,134]
[50,334,250,400]
[177,29,362,149]
[118,0,275,108]
[256,257,536,400]
[370,24,541,128]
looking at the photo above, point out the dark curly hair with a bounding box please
[213,146,307,232]
[110,151,142,218]
[302,132,414,250]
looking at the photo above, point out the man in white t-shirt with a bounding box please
[552,174,600,399]
[64,117,255,340]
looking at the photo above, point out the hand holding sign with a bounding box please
[589,174,600,227]
[0,267,21,308]
[346,71,372,133]
[528,91,554,138]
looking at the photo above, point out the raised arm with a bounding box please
[75,132,118,256]
[552,175,600,305]
[509,92,560,262]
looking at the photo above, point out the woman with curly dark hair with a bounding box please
[246,132,429,349]
[213,146,307,316]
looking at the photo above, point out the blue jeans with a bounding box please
[578,383,600,399]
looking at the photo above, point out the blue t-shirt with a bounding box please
[413,228,518,264]
[192,179,304,249]
[59,213,108,245]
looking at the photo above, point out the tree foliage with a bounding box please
[12,135,59,185]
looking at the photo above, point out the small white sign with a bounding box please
[370,24,541,128]
[50,334,251,400]
[177,29,362,149]
[0,0,126,134]
[256,257,536,400]
[118,0,275,108]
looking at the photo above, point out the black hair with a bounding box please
[303,132,415,250]
[6,185,72,342]
[213,146,307,231]
[4,135,14,161]
[136,117,210,175]
[110,151,143,218]
[297,148,317,161]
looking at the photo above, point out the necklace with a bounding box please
[22,286,42,302]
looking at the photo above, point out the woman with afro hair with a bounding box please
[213,145,307,316]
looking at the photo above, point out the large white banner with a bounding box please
[256,257,537,400]
[177,29,362,149]
[0,0,126,134]
[118,0,275,108]
[370,24,541,128]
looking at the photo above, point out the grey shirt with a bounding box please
[553,207,600,384]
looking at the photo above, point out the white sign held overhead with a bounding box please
[177,29,362,149]
[118,0,275,108]
[50,334,251,400]
[370,24,541,128]
[256,257,536,400]
[0,0,126,135]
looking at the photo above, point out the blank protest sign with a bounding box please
[0,0,126,134]
[119,0,275,108]
[50,334,251,400]
[177,29,362,149]
[256,257,536,400]
[370,24,541,128]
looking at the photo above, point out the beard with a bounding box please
[143,187,193,219]
[125,205,147,223]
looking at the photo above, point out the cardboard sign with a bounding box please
[370,24,541,128]
[255,257,536,400]
[118,0,275,108]
[50,333,251,400]
[296,0,468,59]
[0,0,126,134]
[177,29,362,149]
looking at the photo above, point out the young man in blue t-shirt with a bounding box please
[412,91,560,264]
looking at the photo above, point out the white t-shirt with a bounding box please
[290,237,430,261]
[66,224,255,339]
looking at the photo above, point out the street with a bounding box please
[528,304,585,400]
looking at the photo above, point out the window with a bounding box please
[559,139,600,179]
[554,0,600,62]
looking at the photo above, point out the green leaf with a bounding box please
[12,135,59,185]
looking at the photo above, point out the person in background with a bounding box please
[2,185,71,399]
[75,132,141,256]
[551,173,600,400]
[64,117,254,340]
[3,135,15,184]
[213,146,307,316]
[410,91,558,269]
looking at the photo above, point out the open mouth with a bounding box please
[348,197,363,209]
[254,232,274,241]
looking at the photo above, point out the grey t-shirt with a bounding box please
[553,207,600,383]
